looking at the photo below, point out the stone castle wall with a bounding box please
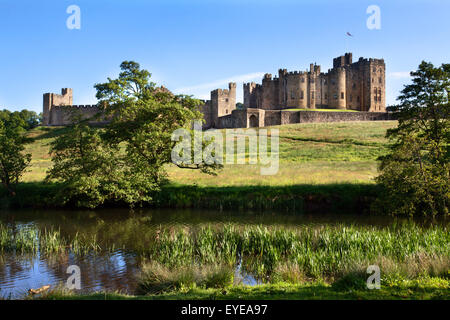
[216,109,394,129]
[243,53,386,113]
[49,105,104,126]
[43,88,109,126]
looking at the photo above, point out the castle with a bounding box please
[42,88,102,126]
[244,53,385,112]
[43,53,391,128]
[200,53,388,129]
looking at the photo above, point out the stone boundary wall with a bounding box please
[296,111,394,123]
[216,109,396,129]
[264,110,282,126]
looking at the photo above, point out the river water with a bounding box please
[0,208,442,299]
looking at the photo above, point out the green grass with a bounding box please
[31,278,450,300]
[0,121,397,211]
[21,121,396,185]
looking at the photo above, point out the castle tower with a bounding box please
[336,68,346,109]
[210,82,236,127]
[43,88,73,125]
[298,73,308,109]
[243,82,257,108]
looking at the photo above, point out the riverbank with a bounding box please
[1,218,448,299]
[1,182,380,214]
[29,279,450,300]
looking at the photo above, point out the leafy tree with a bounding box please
[375,61,449,217]
[236,102,245,110]
[46,113,155,208]
[0,109,41,130]
[0,114,32,196]
[47,61,220,208]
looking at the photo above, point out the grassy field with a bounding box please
[0,121,397,211]
[31,279,450,300]
[22,121,397,186]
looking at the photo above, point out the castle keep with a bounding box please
[243,53,386,112]
[43,53,390,128]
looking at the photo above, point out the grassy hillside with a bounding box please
[1,121,396,211]
[23,121,396,186]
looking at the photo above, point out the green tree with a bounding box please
[0,114,31,196]
[46,113,155,208]
[0,109,41,130]
[375,61,449,217]
[47,61,220,208]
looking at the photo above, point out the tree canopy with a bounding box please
[0,109,36,195]
[375,61,449,216]
[47,61,220,208]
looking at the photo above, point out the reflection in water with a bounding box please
[0,208,446,299]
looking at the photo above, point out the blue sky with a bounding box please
[0,0,449,113]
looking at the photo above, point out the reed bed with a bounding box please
[0,223,102,255]
[145,223,450,281]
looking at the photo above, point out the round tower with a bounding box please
[336,68,346,109]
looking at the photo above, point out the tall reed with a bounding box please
[0,223,102,255]
[145,223,450,280]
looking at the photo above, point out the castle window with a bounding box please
[226,109,228,114]
[325,93,328,100]
[291,90,295,99]
[225,98,229,102]
[301,78,305,83]
[350,95,353,102]
[333,93,338,100]
[352,83,356,89]
[378,77,382,83]
[300,91,304,99]
[341,92,344,99]
[324,80,327,85]
[357,96,360,103]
